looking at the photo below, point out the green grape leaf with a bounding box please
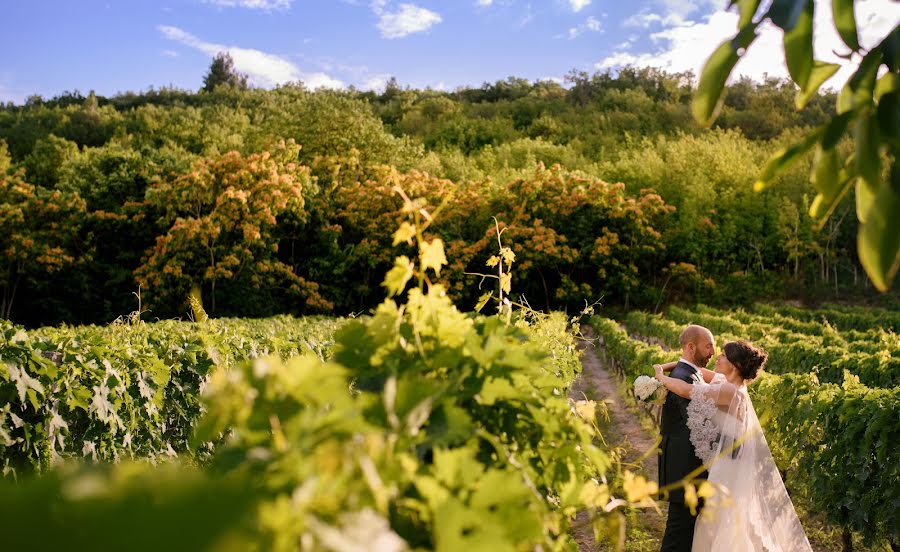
[731,0,762,28]
[433,445,485,489]
[693,24,758,127]
[382,256,414,297]
[876,89,899,148]
[821,111,854,150]
[753,126,824,191]
[392,222,416,246]
[420,238,447,276]
[796,61,840,110]
[858,183,900,292]
[832,0,860,51]
[854,109,883,212]
[474,292,493,313]
[477,377,519,405]
[881,25,900,72]
[428,402,475,446]
[434,496,511,552]
[809,147,854,222]
[837,48,883,115]
[768,0,808,30]
[783,0,814,88]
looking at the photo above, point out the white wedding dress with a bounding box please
[686,373,812,552]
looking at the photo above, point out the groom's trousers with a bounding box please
[661,500,698,552]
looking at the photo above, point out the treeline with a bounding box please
[0,68,883,326]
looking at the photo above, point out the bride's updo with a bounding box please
[724,341,768,380]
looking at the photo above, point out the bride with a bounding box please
[654,341,813,551]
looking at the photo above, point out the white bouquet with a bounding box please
[633,375,667,404]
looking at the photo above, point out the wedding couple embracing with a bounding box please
[653,324,812,551]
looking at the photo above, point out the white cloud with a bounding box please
[475,0,493,5]
[375,3,442,38]
[567,16,603,39]
[658,0,697,22]
[624,10,663,28]
[614,38,635,50]
[202,0,292,10]
[599,0,900,89]
[158,25,343,89]
[162,49,180,57]
[359,74,394,91]
[569,0,591,13]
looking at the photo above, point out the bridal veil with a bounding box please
[686,373,812,552]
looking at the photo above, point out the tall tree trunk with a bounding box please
[3,269,20,320]
[654,274,672,315]
[842,527,853,552]
[537,268,550,313]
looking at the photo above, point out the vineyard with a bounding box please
[0,197,673,552]
[1,296,897,550]
[592,303,899,550]
[2,0,898,548]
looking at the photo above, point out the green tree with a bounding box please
[22,134,79,186]
[0,140,10,175]
[136,140,327,315]
[0,174,86,319]
[201,52,249,92]
[694,0,899,291]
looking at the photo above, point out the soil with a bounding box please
[569,324,668,551]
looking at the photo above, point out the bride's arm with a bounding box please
[654,361,679,373]
[653,360,715,381]
[654,364,692,399]
[654,365,736,404]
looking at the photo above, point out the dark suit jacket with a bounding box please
[658,360,707,503]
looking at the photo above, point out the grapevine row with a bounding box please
[590,316,899,547]
[0,315,345,474]
[661,307,900,388]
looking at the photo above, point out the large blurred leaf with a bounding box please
[854,109,883,211]
[874,72,899,103]
[821,111,855,150]
[783,0,814,88]
[0,463,255,552]
[882,25,900,72]
[434,496,511,552]
[832,0,860,51]
[796,61,841,110]
[876,89,900,149]
[768,0,808,30]
[856,178,878,224]
[838,48,883,114]
[730,0,763,28]
[753,126,824,191]
[809,147,853,222]
[693,24,758,127]
[858,182,900,292]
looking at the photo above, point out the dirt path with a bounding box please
[570,324,667,551]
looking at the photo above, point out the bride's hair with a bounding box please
[724,341,768,380]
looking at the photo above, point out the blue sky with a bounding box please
[2,0,898,103]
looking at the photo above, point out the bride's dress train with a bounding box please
[686,373,812,552]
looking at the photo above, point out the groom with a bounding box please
[659,324,716,551]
